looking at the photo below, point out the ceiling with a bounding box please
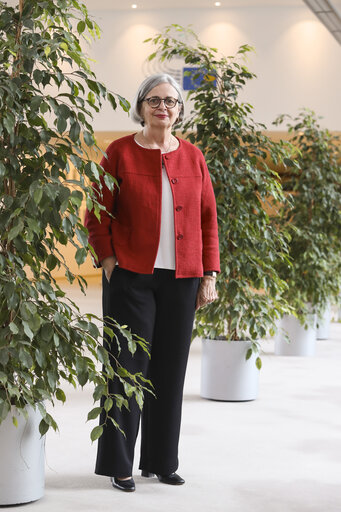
[332,0,341,16]
[83,0,304,10]
[3,0,341,13]
[82,0,341,18]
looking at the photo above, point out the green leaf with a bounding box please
[104,397,113,412]
[3,113,15,133]
[255,357,262,370]
[245,348,252,360]
[86,18,94,30]
[62,217,73,235]
[0,349,9,366]
[77,20,86,33]
[0,371,8,383]
[33,69,43,84]
[4,282,15,299]
[86,196,93,211]
[27,218,40,234]
[0,400,10,421]
[69,121,80,142]
[135,389,144,409]
[108,417,126,436]
[83,131,94,146]
[9,322,19,335]
[87,91,95,105]
[22,321,34,340]
[75,247,87,265]
[107,93,117,110]
[35,349,46,368]
[8,219,24,241]
[96,345,108,365]
[46,254,58,271]
[113,394,129,412]
[0,162,6,178]
[47,370,58,389]
[19,348,33,368]
[103,172,116,192]
[31,96,42,111]
[90,425,103,442]
[41,323,53,341]
[57,116,67,133]
[33,188,43,205]
[75,227,88,247]
[77,371,88,386]
[56,388,66,403]
[44,413,58,431]
[70,190,83,207]
[117,95,130,113]
[39,419,49,437]
[93,384,106,401]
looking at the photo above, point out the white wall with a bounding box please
[86,5,341,131]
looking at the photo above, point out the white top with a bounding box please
[154,161,176,270]
[134,138,176,270]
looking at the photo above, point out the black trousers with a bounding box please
[95,267,200,478]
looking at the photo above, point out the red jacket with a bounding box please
[84,134,220,278]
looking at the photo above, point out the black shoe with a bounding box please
[141,470,185,485]
[111,476,135,492]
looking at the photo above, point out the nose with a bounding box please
[157,100,167,110]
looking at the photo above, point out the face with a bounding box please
[140,82,181,130]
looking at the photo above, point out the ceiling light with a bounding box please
[214,2,221,6]
[131,3,137,8]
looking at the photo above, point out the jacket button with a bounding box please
[171,178,178,184]
[177,234,183,240]
[176,206,183,212]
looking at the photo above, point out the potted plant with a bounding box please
[0,0,149,505]
[273,109,341,355]
[146,25,294,400]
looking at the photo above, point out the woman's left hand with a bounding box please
[196,276,218,310]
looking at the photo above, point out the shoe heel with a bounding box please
[141,470,155,478]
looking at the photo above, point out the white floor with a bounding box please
[7,284,341,512]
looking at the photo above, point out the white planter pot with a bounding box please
[0,406,45,506]
[275,314,316,356]
[201,339,260,401]
[316,304,331,340]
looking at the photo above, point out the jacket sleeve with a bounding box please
[200,154,221,273]
[84,143,118,267]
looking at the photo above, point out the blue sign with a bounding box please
[182,67,216,90]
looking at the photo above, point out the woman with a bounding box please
[85,73,220,492]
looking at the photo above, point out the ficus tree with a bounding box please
[274,108,341,320]
[0,0,150,440]
[146,25,296,363]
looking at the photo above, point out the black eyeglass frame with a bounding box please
[141,96,181,109]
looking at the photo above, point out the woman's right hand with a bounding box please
[101,255,117,283]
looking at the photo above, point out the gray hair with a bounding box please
[131,73,185,126]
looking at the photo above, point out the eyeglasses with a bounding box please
[142,96,180,109]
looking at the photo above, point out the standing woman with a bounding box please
[85,73,220,492]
